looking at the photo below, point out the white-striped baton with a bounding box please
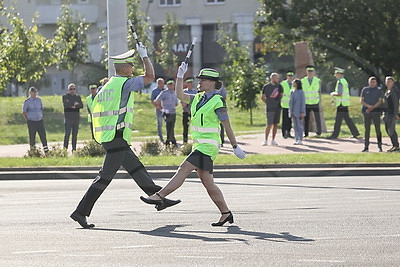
[184,37,197,63]
[127,19,140,45]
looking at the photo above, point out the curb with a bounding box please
[0,164,399,180]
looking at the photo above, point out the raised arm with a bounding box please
[175,62,191,104]
[136,42,155,85]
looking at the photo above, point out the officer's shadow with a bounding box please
[92,224,314,244]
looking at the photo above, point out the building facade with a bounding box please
[1,0,260,95]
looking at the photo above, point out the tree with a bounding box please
[256,0,400,80]
[0,6,54,93]
[155,13,178,77]
[127,0,154,77]
[53,0,89,71]
[217,24,265,125]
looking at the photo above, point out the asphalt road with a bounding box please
[1,176,399,266]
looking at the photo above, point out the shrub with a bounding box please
[75,140,105,157]
[180,143,192,156]
[46,144,68,157]
[139,140,162,156]
[25,146,44,158]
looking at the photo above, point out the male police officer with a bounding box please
[301,65,322,137]
[281,71,294,138]
[328,67,360,139]
[70,43,180,229]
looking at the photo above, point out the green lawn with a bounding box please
[1,93,398,145]
[1,153,399,168]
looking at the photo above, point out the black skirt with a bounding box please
[185,150,214,174]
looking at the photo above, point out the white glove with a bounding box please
[177,62,188,79]
[330,92,335,96]
[288,112,292,118]
[136,42,148,58]
[233,145,246,159]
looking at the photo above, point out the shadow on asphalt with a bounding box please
[90,224,314,243]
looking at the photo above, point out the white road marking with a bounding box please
[13,250,58,254]
[112,245,155,249]
[61,254,104,257]
[299,259,346,263]
[176,256,224,259]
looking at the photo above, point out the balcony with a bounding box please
[36,4,99,24]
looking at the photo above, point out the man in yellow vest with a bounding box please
[70,43,180,229]
[301,65,322,137]
[328,67,360,139]
[281,71,294,138]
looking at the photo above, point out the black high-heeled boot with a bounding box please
[211,211,234,227]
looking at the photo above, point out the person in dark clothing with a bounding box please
[181,77,197,143]
[383,77,400,152]
[63,83,83,151]
[360,77,383,152]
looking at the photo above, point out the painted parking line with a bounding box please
[13,250,58,254]
[176,256,224,259]
[112,245,155,249]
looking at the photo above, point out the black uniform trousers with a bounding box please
[363,112,382,148]
[164,113,177,145]
[331,105,359,137]
[75,133,162,216]
[304,104,321,136]
[27,120,48,150]
[281,108,292,137]
[182,112,190,143]
[64,118,79,151]
[384,115,399,147]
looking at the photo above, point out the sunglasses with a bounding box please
[69,88,76,90]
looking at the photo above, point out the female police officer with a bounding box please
[141,62,246,226]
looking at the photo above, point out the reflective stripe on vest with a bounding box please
[191,125,220,133]
[95,122,133,132]
[92,107,134,118]
[301,77,320,105]
[193,138,220,148]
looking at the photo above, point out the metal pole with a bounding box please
[107,0,128,77]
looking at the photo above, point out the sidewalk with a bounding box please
[0,133,394,158]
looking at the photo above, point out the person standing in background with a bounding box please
[63,83,83,151]
[156,79,179,146]
[301,65,322,137]
[289,79,306,145]
[383,77,400,152]
[182,77,197,143]
[261,73,283,146]
[360,77,383,152]
[22,87,49,153]
[151,78,165,143]
[280,71,294,138]
[328,67,360,139]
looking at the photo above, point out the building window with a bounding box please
[159,0,181,6]
[206,0,225,4]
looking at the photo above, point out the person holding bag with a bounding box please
[140,62,246,226]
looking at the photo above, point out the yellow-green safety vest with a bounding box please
[280,80,293,109]
[301,76,321,105]
[86,95,95,122]
[190,92,225,160]
[334,77,350,107]
[91,76,134,144]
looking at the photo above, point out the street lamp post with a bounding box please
[107,0,128,77]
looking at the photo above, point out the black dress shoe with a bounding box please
[361,147,368,152]
[140,194,163,206]
[327,135,338,140]
[70,211,95,229]
[212,211,234,227]
[155,198,181,211]
[351,134,360,138]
